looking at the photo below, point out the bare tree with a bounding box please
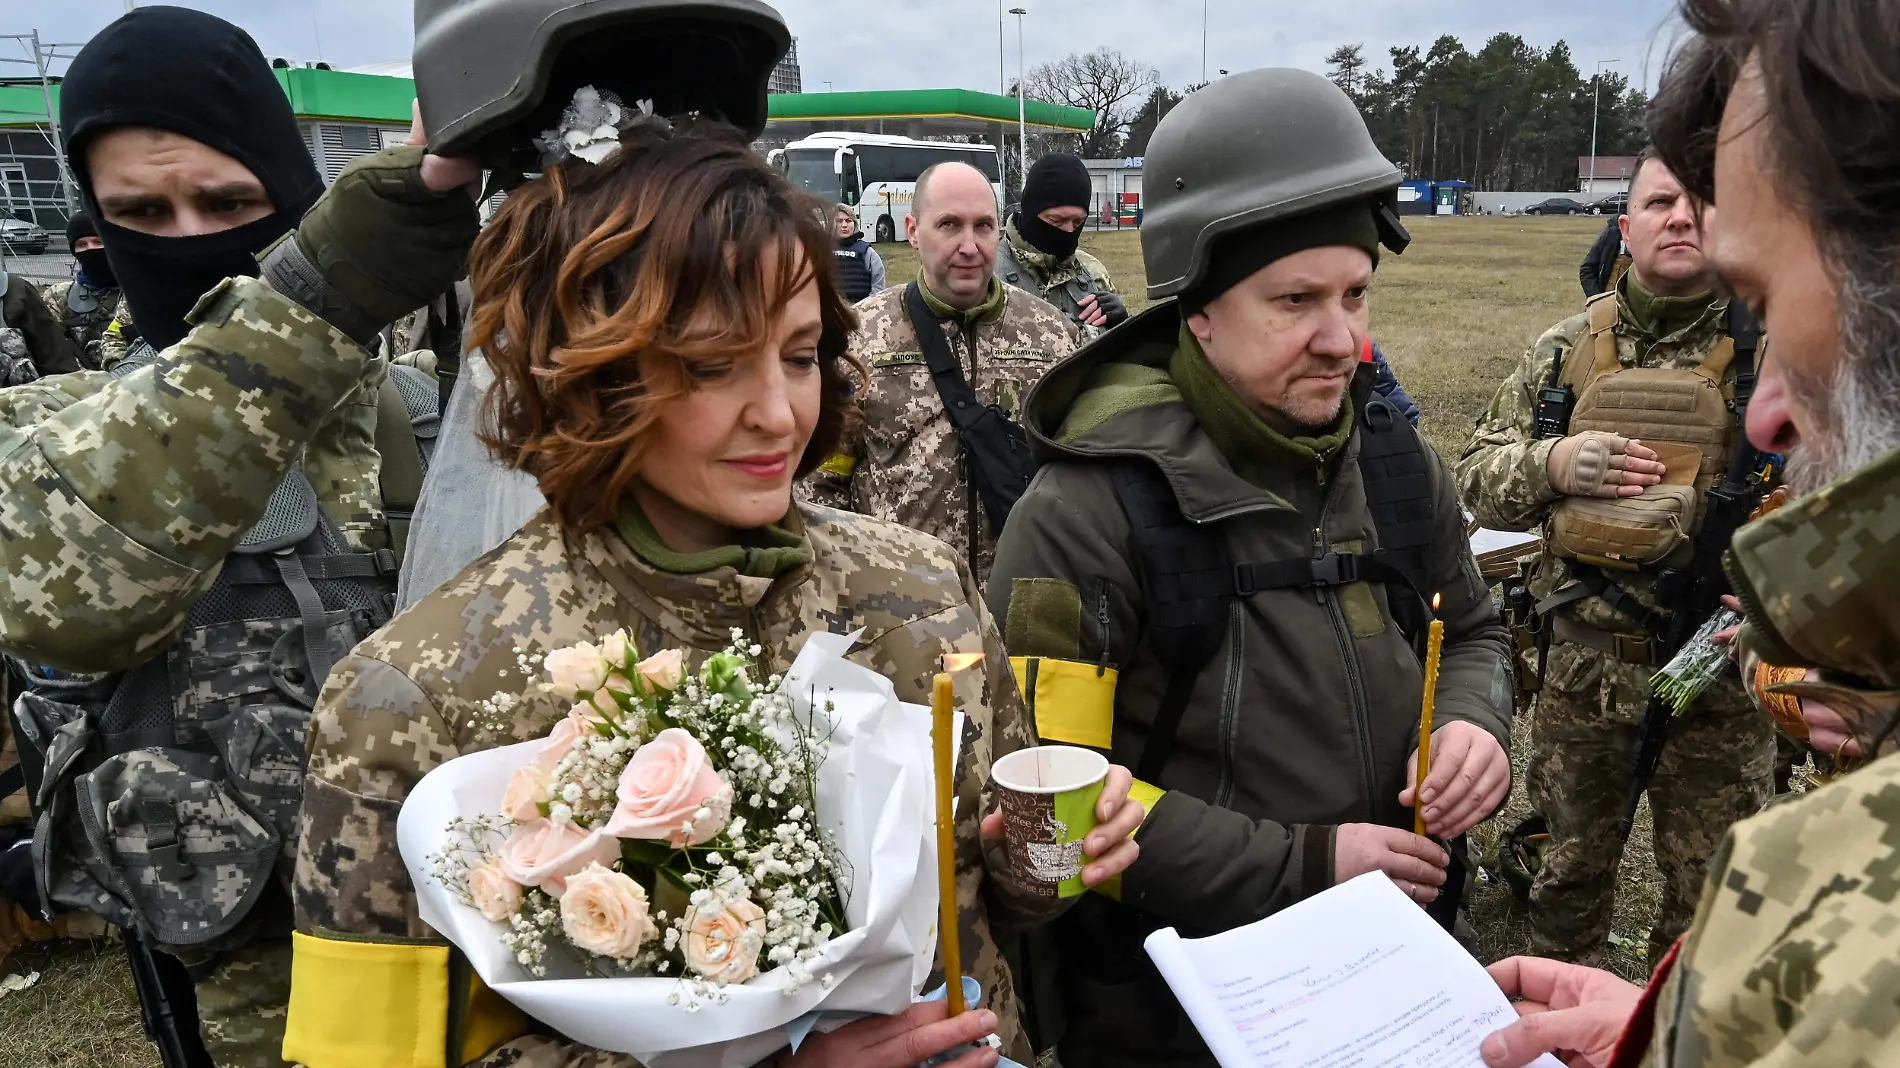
[1019,47,1158,159]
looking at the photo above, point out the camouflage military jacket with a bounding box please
[995,222,1118,341]
[293,504,1059,1067]
[38,278,122,367]
[0,277,379,672]
[1635,441,1900,1065]
[1455,287,1750,722]
[98,299,137,371]
[807,278,1078,587]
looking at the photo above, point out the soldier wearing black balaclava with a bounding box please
[36,212,128,367]
[39,9,410,1068]
[59,5,324,360]
[995,151,1128,337]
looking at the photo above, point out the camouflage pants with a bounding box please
[197,939,292,1067]
[1526,688,1774,965]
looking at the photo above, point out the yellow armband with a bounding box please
[1009,656,1117,749]
[817,453,856,478]
[1094,779,1165,902]
[283,929,528,1068]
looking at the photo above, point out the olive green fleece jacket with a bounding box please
[987,302,1512,1068]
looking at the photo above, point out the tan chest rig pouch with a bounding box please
[1546,293,1738,571]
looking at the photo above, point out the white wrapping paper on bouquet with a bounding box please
[397,631,945,1068]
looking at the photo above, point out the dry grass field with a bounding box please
[1,214,1669,1068]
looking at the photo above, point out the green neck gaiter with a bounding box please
[917,271,1007,326]
[613,498,813,579]
[1168,322,1354,488]
[1623,274,1721,340]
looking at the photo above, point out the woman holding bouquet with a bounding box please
[280,107,1144,1068]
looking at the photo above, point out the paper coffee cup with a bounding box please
[992,745,1108,898]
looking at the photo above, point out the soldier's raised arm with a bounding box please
[0,145,477,672]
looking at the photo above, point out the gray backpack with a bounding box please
[8,356,438,964]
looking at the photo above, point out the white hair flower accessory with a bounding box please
[535,86,659,166]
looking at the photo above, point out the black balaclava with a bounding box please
[1016,152,1092,261]
[59,6,323,351]
[64,212,115,290]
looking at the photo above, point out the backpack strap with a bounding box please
[375,371,427,564]
[1111,386,1443,781]
[1565,291,1623,390]
[903,281,1034,532]
[1110,463,1231,784]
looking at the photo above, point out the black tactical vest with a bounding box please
[834,236,875,303]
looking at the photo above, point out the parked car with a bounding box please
[1523,198,1589,216]
[0,217,48,255]
[1590,192,1629,215]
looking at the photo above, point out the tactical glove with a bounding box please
[1093,291,1129,327]
[1547,431,1636,497]
[261,145,479,347]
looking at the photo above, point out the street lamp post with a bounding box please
[997,0,1007,193]
[1202,0,1209,84]
[1588,59,1619,198]
[1011,7,1027,193]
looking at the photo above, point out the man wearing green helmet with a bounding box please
[987,68,1514,1067]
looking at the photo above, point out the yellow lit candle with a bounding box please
[1415,594,1445,837]
[933,654,983,1018]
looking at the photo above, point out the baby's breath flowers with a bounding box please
[431,629,845,996]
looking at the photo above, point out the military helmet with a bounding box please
[1141,67,1410,300]
[414,0,790,168]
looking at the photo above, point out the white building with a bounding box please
[1577,155,1638,197]
[1082,157,1144,226]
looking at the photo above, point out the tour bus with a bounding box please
[774,132,1004,243]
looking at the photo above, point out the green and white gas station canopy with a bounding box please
[765,89,1094,139]
[2,71,1094,141]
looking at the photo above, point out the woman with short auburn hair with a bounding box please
[289,116,1143,1067]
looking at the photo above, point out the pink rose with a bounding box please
[599,629,636,669]
[502,765,552,823]
[603,728,733,847]
[559,862,656,959]
[466,861,524,923]
[683,895,766,983]
[545,642,608,698]
[535,715,585,773]
[499,818,620,898]
[635,648,687,692]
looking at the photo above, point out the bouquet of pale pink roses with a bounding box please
[398,630,943,1067]
[430,629,845,993]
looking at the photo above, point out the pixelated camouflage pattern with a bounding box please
[1613,418,1900,1065]
[55,748,279,947]
[1462,289,1771,970]
[38,278,123,368]
[0,276,376,673]
[1730,443,1900,695]
[304,355,392,553]
[1455,291,1751,723]
[98,308,136,371]
[806,282,1079,585]
[197,939,294,1068]
[0,326,33,386]
[1526,688,1772,965]
[1639,746,1900,1068]
[294,503,1056,1066]
[995,222,1119,341]
[2,272,81,377]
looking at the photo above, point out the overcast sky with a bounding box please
[17,0,1684,96]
